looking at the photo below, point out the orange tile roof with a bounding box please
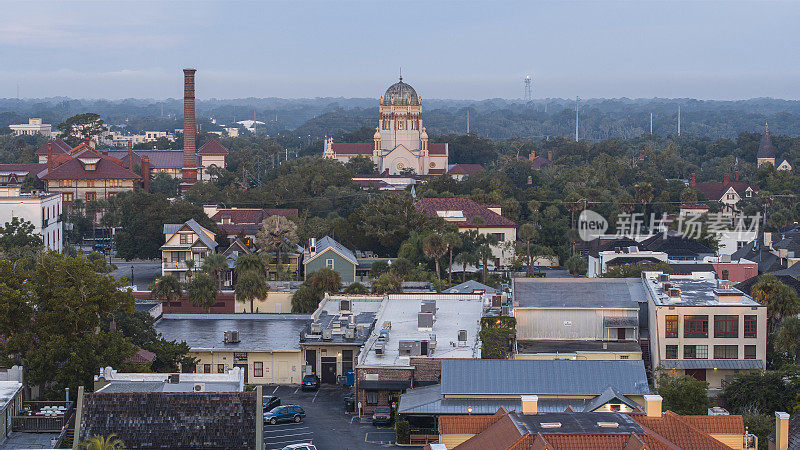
[530,433,650,450]
[453,414,524,450]
[682,415,745,435]
[632,412,730,450]
[439,414,503,435]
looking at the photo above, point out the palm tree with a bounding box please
[422,234,448,281]
[443,232,462,285]
[202,253,228,290]
[184,259,195,280]
[475,233,499,283]
[517,223,536,276]
[256,216,299,281]
[79,434,125,449]
[235,269,268,313]
[634,182,654,217]
[454,251,472,282]
[184,272,218,313]
[150,274,182,314]
[235,253,266,277]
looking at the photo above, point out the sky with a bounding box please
[1,1,798,100]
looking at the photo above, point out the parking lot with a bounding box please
[262,384,406,450]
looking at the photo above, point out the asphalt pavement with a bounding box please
[109,260,161,290]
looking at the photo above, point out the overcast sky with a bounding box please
[1,1,797,100]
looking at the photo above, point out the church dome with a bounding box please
[383,77,419,106]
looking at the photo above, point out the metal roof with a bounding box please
[513,278,645,308]
[155,315,310,352]
[515,340,642,355]
[303,236,358,266]
[658,359,764,370]
[440,359,650,396]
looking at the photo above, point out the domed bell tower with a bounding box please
[379,77,423,152]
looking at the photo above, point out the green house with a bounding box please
[302,236,358,283]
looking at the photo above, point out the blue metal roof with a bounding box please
[440,359,650,396]
[659,359,764,370]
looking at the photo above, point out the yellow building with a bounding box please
[155,315,309,385]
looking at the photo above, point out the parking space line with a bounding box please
[272,386,279,394]
[265,431,314,439]
[312,390,319,403]
[294,387,299,393]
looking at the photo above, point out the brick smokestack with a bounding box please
[181,68,198,191]
[127,140,133,170]
[47,141,53,173]
[141,156,150,193]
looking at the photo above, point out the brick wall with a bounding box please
[355,358,442,414]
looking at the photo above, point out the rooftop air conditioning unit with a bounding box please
[322,329,333,341]
[421,300,436,314]
[720,254,732,263]
[310,322,322,334]
[491,295,502,307]
[345,327,355,339]
[668,288,682,300]
[382,321,392,330]
[193,383,205,392]
[458,329,468,345]
[428,334,437,353]
[168,374,180,384]
[374,343,385,356]
[658,274,670,283]
[418,312,435,330]
[340,299,352,312]
[224,330,240,344]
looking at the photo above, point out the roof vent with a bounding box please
[322,329,333,341]
[374,343,384,356]
[310,322,322,334]
[421,300,436,314]
[193,383,205,392]
[668,288,681,300]
[597,422,619,428]
[457,329,468,345]
[223,330,240,344]
[540,422,562,429]
[340,299,352,312]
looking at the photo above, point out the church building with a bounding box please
[756,123,792,171]
[323,78,448,176]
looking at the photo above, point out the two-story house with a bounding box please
[689,172,757,216]
[161,219,218,281]
[644,270,766,392]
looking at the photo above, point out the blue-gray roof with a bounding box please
[514,278,645,308]
[155,315,310,351]
[303,236,357,266]
[440,359,650,396]
[582,386,639,412]
[163,219,218,251]
[659,359,764,370]
[443,280,498,295]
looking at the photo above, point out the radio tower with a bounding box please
[524,75,532,101]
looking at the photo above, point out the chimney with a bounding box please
[643,395,662,418]
[141,156,150,193]
[521,395,538,415]
[723,173,730,185]
[529,151,535,160]
[127,140,133,170]
[47,141,53,173]
[181,68,198,192]
[775,412,790,450]
[84,135,91,147]
[735,171,739,182]
[547,151,553,161]
[690,173,696,186]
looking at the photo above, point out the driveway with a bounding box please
[262,385,410,450]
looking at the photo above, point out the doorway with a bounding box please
[685,369,706,381]
[305,349,317,374]
[321,357,337,384]
[617,328,626,341]
[234,364,248,383]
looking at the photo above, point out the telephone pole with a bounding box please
[650,112,653,134]
[575,96,580,141]
[677,105,681,136]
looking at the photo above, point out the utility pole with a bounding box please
[466,110,470,134]
[575,96,579,141]
[677,105,681,136]
[650,112,653,134]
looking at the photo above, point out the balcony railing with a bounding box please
[163,261,191,271]
[12,401,74,432]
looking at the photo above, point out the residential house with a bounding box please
[160,218,218,281]
[303,236,359,283]
[300,294,385,384]
[644,271,767,391]
[398,359,650,436]
[757,123,792,171]
[221,237,252,288]
[356,293,484,415]
[154,314,310,385]
[8,118,51,138]
[527,150,553,170]
[77,391,257,449]
[512,278,644,360]
[94,366,245,393]
[0,186,63,252]
[689,172,757,215]
[415,198,518,268]
[443,398,746,450]
[205,206,299,243]
[447,164,484,181]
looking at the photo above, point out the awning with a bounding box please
[359,380,412,391]
[659,359,764,370]
[603,317,638,327]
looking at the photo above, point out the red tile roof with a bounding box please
[415,197,517,228]
[124,348,156,364]
[530,433,643,450]
[448,164,485,176]
[429,143,448,155]
[35,138,71,155]
[529,156,553,170]
[40,148,141,181]
[454,414,524,450]
[631,412,730,449]
[332,143,373,155]
[681,415,745,435]
[197,138,229,155]
[439,413,504,435]
[0,163,47,177]
[691,180,757,201]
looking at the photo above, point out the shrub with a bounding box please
[394,418,411,444]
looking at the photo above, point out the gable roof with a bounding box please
[757,123,777,158]
[415,197,517,228]
[35,138,71,155]
[582,386,640,412]
[639,231,714,257]
[691,180,756,201]
[681,415,744,435]
[440,359,650,396]
[39,153,141,180]
[163,219,218,251]
[197,138,229,155]
[731,241,785,273]
[303,235,358,266]
[448,164,485,176]
[631,411,730,449]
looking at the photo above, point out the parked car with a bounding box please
[372,406,393,426]
[281,444,317,450]
[301,374,320,391]
[264,405,305,425]
[263,395,281,412]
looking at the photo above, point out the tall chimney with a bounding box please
[181,68,198,192]
[690,173,696,186]
[775,412,790,450]
[141,156,150,193]
[735,171,739,182]
[47,141,53,173]
[529,151,535,161]
[547,151,553,161]
[723,173,730,185]
[127,140,133,170]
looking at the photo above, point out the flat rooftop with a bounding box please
[155,314,310,352]
[0,381,21,411]
[360,293,484,366]
[644,272,761,306]
[302,295,384,345]
[514,278,645,308]
[516,339,643,355]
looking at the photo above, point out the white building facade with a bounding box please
[0,187,63,252]
[9,118,52,138]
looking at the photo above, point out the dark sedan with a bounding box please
[301,374,320,391]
